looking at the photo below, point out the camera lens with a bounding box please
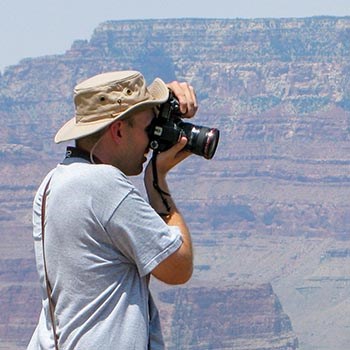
[180,123,220,159]
[192,126,220,159]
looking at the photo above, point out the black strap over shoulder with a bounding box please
[64,146,102,164]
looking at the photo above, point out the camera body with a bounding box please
[147,92,220,160]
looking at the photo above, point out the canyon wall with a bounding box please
[1,17,350,349]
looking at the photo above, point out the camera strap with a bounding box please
[151,151,172,216]
[64,146,102,164]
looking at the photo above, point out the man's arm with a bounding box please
[144,137,193,285]
[144,81,197,285]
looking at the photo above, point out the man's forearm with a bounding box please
[144,165,191,237]
[144,165,193,284]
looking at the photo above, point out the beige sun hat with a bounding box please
[54,70,169,143]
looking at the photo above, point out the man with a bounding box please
[28,70,196,349]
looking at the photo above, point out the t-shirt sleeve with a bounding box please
[105,188,183,277]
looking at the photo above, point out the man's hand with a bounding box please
[145,136,190,178]
[166,81,198,118]
[147,80,198,176]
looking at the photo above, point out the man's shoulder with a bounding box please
[59,162,126,179]
[53,163,134,194]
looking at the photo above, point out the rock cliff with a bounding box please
[1,17,350,349]
[159,284,298,349]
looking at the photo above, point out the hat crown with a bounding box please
[74,71,151,122]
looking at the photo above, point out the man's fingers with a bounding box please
[161,136,187,159]
[166,81,198,118]
[155,137,191,173]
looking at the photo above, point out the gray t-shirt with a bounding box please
[28,157,182,350]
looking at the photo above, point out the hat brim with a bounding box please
[54,77,169,144]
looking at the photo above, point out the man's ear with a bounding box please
[109,121,124,144]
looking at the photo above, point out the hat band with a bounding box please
[75,113,115,124]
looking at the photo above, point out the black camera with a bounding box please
[147,92,220,159]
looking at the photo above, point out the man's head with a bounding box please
[55,70,169,144]
[55,70,169,175]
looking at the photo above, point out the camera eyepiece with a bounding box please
[147,92,220,160]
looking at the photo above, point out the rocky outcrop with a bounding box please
[159,284,298,350]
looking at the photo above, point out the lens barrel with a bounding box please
[180,122,220,159]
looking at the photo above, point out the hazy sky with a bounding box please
[1,0,350,71]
